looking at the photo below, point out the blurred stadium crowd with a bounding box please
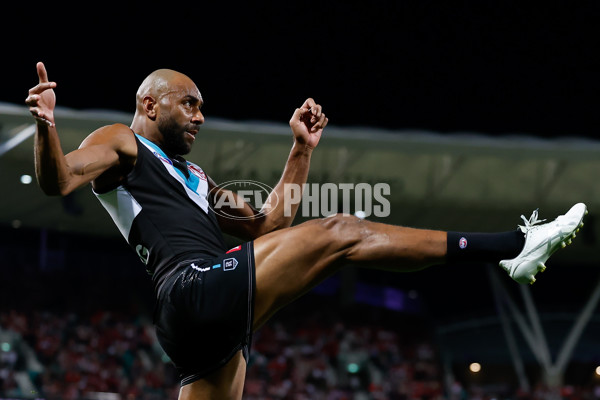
[0,307,443,400]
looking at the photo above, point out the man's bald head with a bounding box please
[135,69,200,110]
[130,68,204,155]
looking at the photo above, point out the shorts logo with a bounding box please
[223,258,239,271]
[226,245,242,254]
[191,263,210,272]
[459,237,468,249]
[135,244,150,265]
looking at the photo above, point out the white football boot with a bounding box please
[499,203,588,285]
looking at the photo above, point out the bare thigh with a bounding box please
[252,217,351,328]
[178,350,246,400]
[252,214,446,329]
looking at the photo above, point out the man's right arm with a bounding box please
[34,123,135,196]
[27,62,135,196]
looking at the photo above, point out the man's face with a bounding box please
[157,109,193,155]
[157,83,204,156]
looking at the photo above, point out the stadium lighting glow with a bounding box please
[596,366,600,376]
[469,362,481,373]
[20,174,33,184]
[347,363,360,373]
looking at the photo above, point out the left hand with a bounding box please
[289,98,328,149]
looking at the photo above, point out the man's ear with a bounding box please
[143,96,157,120]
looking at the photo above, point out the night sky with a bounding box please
[5,1,600,140]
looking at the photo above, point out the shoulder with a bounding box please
[79,123,137,157]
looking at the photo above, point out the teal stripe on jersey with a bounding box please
[136,134,200,193]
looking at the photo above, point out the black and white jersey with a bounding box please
[94,133,227,288]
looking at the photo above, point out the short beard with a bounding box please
[157,114,191,156]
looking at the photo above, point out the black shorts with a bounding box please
[153,242,256,386]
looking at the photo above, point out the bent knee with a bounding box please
[318,213,367,246]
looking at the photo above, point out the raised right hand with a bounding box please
[25,62,57,127]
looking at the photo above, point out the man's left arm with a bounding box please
[211,98,328,240]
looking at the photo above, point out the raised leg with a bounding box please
[252,213,447,328]
[175,203,587,399]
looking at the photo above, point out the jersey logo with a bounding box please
[223,258,239,271]
[152,151,173,165]
[459,237,468,249]
[188,164,207,181]
[226,245,242,254]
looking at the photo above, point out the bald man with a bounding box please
[27,62,587,399]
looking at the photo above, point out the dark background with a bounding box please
[4,1,600,140]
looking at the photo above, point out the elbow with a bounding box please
[37,179,72,197]
[239,221,279,241]
[254,217,291,237]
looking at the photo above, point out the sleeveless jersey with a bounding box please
[94,133,227,288]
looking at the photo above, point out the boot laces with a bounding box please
[518,209,547,233]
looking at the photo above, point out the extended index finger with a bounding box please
[37,62,49,83]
